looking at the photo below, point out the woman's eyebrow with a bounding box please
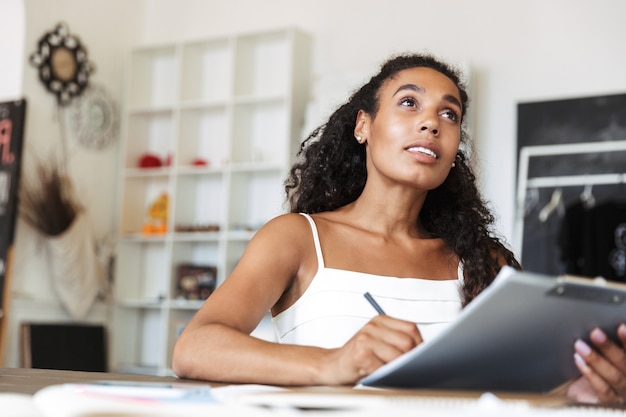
[393,83,462,110]
[394,83,424,95]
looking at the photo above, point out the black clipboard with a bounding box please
[358,266,626,392]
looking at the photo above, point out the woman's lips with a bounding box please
[406,146,438,159]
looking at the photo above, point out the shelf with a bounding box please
[171,241,220,274]
[173,173,225,230]
[119,176,171,235]
[127,105,176,115]
[114,240,170,301]
[234,31,290,97]
[128,45,178,109]
[124,110,175,169]
[233,93,288,105]
[112,27,310,375]
[228,170,286,230]
[180,39,232,103]
[228,162,284,173]
[225,229,258,241]
[112,307,166,371]
[171,232,221,242]
[118,233,168,242]
[168,299,206,310]
[178,106,229,169]
[124,167,172,178]
[174,166,225,176]
[116,299,166,309]
[231,99,289,164]
[115,364,164,376]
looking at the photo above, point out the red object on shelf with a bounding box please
[191,158,208,167]
[138,153,162,168]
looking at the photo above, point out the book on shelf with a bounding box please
[175,264,217,301]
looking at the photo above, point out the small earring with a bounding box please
[356,136,364,144]
[451,162,456,168]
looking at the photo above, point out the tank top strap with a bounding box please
[299,213,325,270]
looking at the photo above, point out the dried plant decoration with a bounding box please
[19,152,101,319]
[19,155,82,237]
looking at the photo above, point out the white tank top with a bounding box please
[271,213,463,348]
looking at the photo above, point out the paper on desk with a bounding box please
[26,382,626,417]
[31,383,277,417]
[227,388,626,417]
[210,383,289,402]
[0,393,44,417]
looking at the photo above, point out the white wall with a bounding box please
[0,0,24,101]
[4,0,626,366]
[137,0,626,247]
[3,0,145,367]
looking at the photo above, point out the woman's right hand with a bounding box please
[323,315,423,385]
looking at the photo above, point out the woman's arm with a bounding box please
[171,213,421,386]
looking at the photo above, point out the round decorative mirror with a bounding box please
[30,22,94,106]
[50,46,78,82]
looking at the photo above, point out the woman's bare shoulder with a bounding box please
[260,212,311,232]
[249,213,314,249]
[236,213,317,291]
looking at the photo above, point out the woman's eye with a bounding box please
[441,109,459,122]
[400,97,417,107]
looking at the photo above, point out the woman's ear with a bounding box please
[354,110,369,143]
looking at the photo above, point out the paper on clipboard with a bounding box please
[358,266,626,392]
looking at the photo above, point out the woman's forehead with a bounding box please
[382,67,461,100]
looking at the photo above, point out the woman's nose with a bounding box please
[419,121,439,136]
[418,108,440,136]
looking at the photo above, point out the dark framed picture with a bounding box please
[0,99,26,310]
[175,264,217,301]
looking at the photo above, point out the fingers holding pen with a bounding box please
[352,315,422,377]
[365,314,423,356]
[320,293,423,385]
[326,315,423,385]
[361,292,422,362]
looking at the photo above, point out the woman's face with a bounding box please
[357,67,462,191]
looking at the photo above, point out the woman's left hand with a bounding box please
[567,323,626,404]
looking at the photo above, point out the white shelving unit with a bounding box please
[111,28,311,376]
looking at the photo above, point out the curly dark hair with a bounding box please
[285,53,520,306]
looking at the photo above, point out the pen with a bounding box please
[364,292,386,315]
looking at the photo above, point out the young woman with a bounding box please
[172,53,626,404]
